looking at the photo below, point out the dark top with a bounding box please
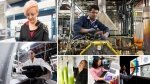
[73,16,109,39]
[73,67,87,84]
[19,20,49,41]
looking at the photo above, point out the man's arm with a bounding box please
[80,28,96,34]
[120,73,132,80]
[74,16,95,34]
[97,21,109,33]
[97,22,109,39]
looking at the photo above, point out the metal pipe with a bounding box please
[145,0,150,6]
[97,0,106,12]
[110,34,131,36]
[143,6,150,54]
[69,0,75,39]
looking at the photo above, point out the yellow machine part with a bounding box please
[80,41,120,55]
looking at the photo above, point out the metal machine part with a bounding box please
[143,6,150,54]
[59,37,143,55]
[0,43,18,84]
[80,41,119,55]
[59,39,119,55]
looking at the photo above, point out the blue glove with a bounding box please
[88,28,96,33]
[100,32,109,40]
[104,76,112,81]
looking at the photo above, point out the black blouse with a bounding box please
[19,20,49,41]
[73,67,87,84]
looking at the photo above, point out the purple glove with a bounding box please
[104,76,112,81]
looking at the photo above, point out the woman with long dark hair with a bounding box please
[90,57,109,84]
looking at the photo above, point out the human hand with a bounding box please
[78,65,84,72]
[101,32,109,40]
[105,76,112,81]
[88,28,96,32]
[95,31,103,35]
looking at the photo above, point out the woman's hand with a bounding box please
[78,66,84,73]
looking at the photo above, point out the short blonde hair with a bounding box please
[24,0,39,16]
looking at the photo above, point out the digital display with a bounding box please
[130,56,150,78]
[130,58,141,76]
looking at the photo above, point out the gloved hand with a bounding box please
[104,76,112,81]
[101,32,109,40]
[95,31,103,35]
[22,65,47,78]
[88,28,96,33]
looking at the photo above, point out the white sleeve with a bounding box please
[39,59,52,71]
[22,60,30,67]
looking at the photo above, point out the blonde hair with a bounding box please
[24,0,39,16]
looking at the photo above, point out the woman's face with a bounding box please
[123,65,126,70]
[28,50,35,60]
[79,60,86,69]
[26,7,38,24]
[97,59,102,66]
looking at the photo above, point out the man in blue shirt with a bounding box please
[73,5,109,40]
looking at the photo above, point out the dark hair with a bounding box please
[29,49,35,53]
[88,5,99,11]
[81,60,88,69]
[92,57,103,68]
[29,49,33,51]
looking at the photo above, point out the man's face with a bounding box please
[88,9,99,20]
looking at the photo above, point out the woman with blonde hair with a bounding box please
[19,0,49,41]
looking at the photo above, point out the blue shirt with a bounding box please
[73,16,109,39]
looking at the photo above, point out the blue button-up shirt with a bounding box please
[73,16,109,39]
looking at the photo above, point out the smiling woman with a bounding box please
[19,0,49,41]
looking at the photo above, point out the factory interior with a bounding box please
[0,0,57,42]
[58,0,150,55]
[0,42,57,84]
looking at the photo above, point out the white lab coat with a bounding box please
[23,58,52,71]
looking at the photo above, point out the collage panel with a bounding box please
[58,0,150,55]
[58,56,88,84]
[0,42,57,84]
[88,56,120,84]
[0,0,57,42]
[120,55,150,84]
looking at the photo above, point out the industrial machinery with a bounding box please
[58,0,147,55]
[58,33,143,55]
[80,41,119,55]
[0,1,15,41]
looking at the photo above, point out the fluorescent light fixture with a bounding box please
[21,43,34,50]
[0,0,5,1]
[6,0,56,16]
